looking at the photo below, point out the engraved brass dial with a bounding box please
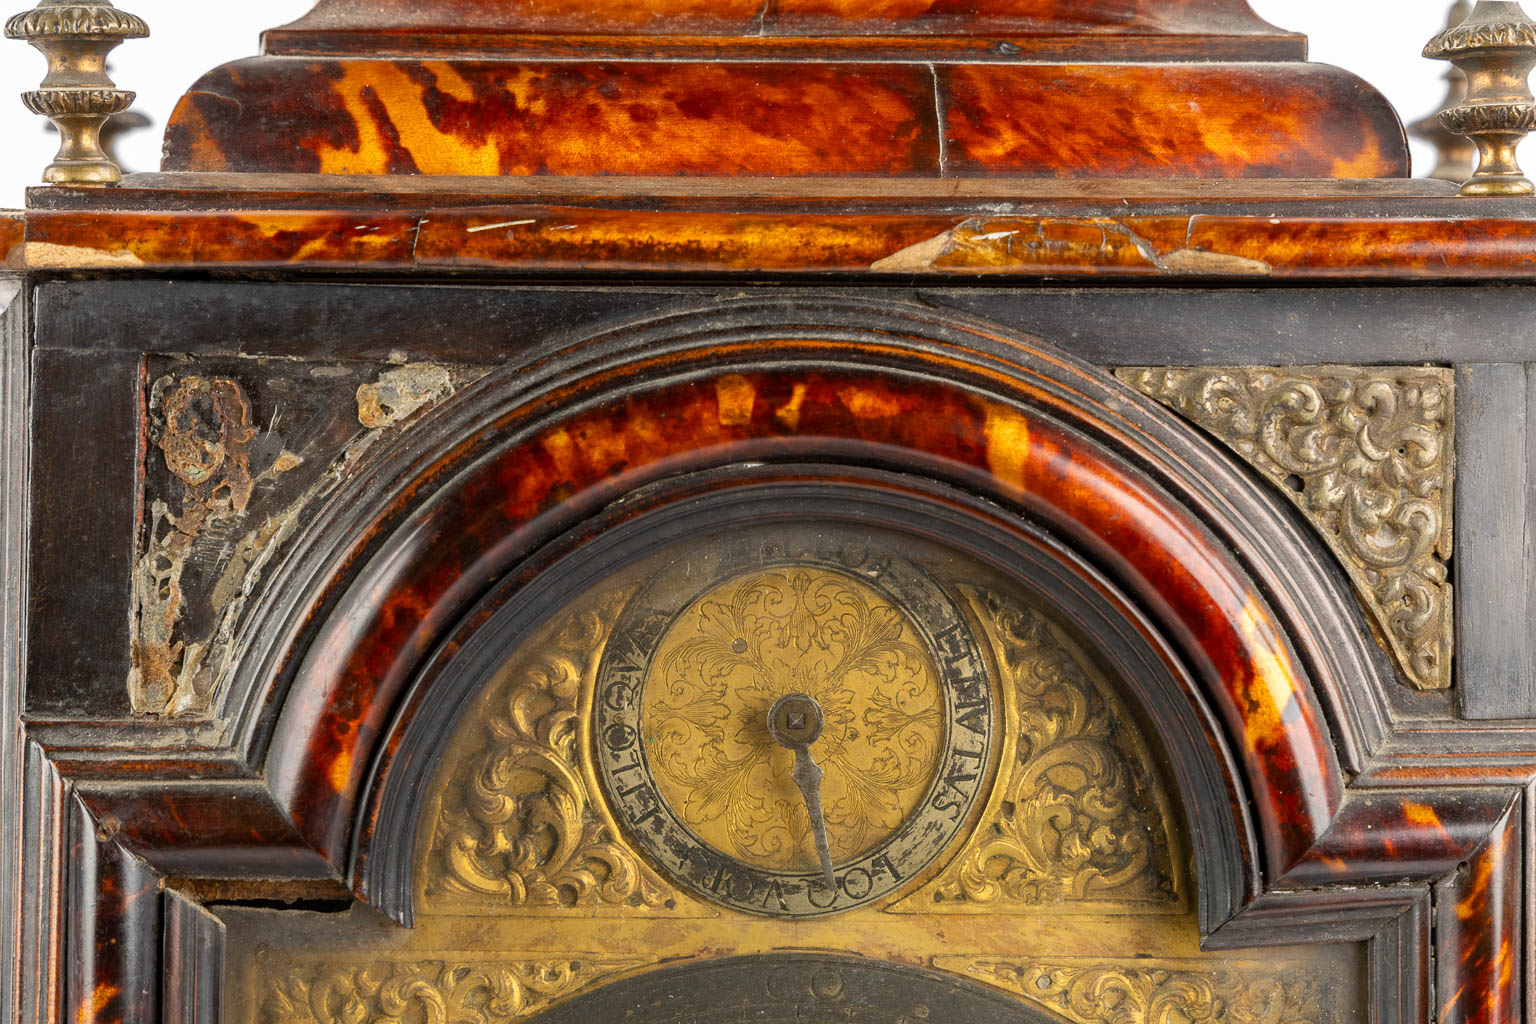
[595,526,995,917]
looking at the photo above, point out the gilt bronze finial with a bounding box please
[1425,0,1536,195]
[5,0,148,185]
[1412,1,1478,181]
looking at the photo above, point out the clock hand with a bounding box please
[767,693,837,891]
[791,746,836,891]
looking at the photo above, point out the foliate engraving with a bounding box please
[594,528,994,918]
[644,568,945,871]
[945,959,1338,1024]
[423,597,674,911]
[1119,367,1454,692]
[918,593,1176,908]
[260,955,654,1024]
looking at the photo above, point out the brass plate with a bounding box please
[208,517,1362,1024]
[595,526,994,917]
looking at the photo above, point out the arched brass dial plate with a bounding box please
[594,526,995,917]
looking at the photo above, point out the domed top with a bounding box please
[152,0,1405,183]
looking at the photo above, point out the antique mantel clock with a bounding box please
[6,1,1536,1023]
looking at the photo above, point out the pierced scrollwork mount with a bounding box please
[1119,366,1455,693]
[1425,0,1536,196]
[5,0,148,184]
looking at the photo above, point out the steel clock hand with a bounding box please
[767,693,836,891]
[791,746,835,891]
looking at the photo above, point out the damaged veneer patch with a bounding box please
[130,358,488,716]
[871,217,1272,276]
[357,362,456,429]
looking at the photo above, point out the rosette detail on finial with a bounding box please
[5,0,149,184]
[1425,0,1536,195]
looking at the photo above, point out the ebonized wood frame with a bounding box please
[7,280,1536,1024]
[2,277,28,1024]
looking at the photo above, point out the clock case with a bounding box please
[3,2,1536,1023]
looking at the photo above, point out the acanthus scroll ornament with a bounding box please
[906,592,1177,910]
[1118,366,1454,692]
[6,1,148,184]
[421,594,677,913]
[260,955,655,1024]
[942,958,1339,1024]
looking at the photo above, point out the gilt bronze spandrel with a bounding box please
[895,589,1181,913]
[418,588,686,915]
[941,956,1350,1024]
[1119,366,1454,693]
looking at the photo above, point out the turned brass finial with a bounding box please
[1412,1,1478,181]
[5,0,148,185]
[1426,0,1536,196]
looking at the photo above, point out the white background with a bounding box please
[0,1,1483,207]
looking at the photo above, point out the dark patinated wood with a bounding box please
[14,283,1526,1023]
[0,276,27,1024]
[26,171,1467,204]
[15,281,1536,1024]
[28,278,1536,747]
[1456,364,1536,720]
[29,278,1536,365]
[1200,887,1432,1023]
[27,349,140,719]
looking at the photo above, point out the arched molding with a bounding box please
[356,471,1250,930]
[234,298,1385,938]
